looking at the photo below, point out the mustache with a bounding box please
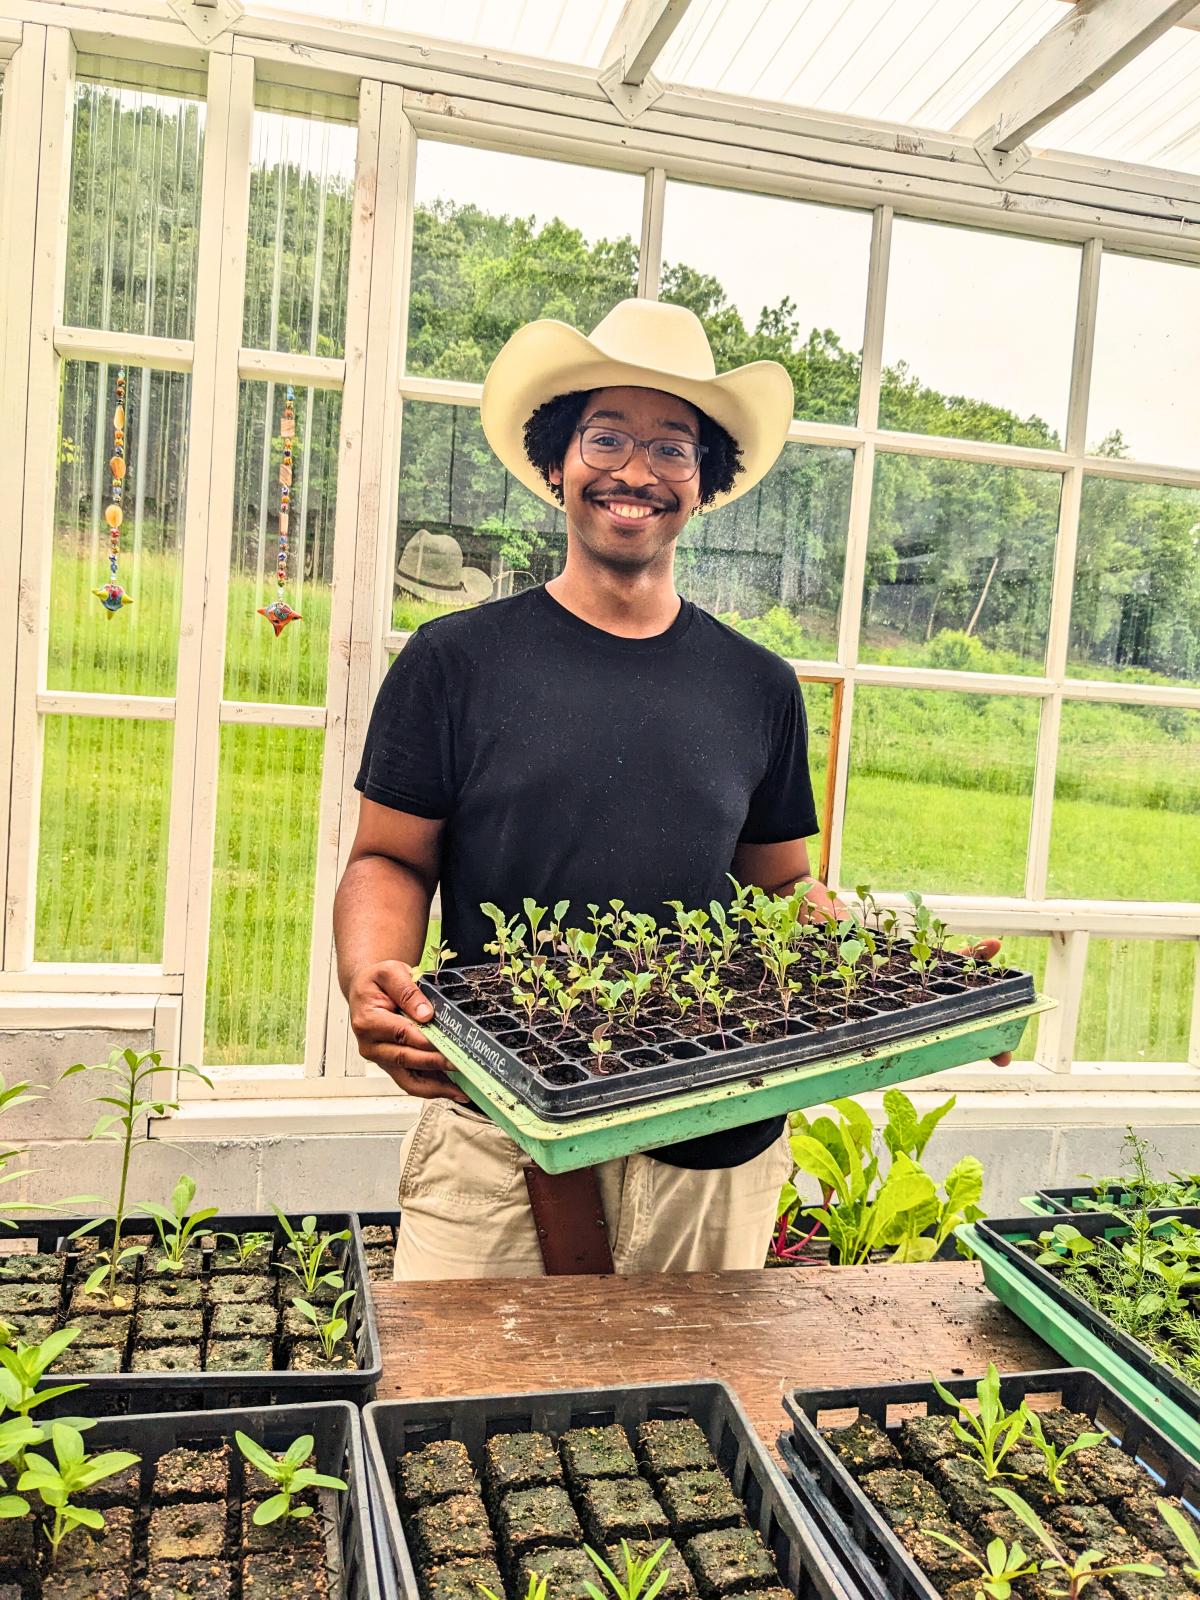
[585,485,676,511]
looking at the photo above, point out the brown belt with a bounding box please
[523,1165,615,1275]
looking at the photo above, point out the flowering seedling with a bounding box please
[234,1430,347,1524]
[273,1207,349,1297]
[291,1288,355,1359]
[18,1422,140,1567]
[1156,1498,1200,1579]
[930,1365,1030,1481]
[138,1174,219,1273]
[1020,1408,1106,1494]
[988,1485,1163,1596]
[920,1528,1035,1598]
[584,1537,670,1600]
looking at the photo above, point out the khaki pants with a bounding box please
[393,1100,792,1280]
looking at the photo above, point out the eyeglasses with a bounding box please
[575,424,707,483]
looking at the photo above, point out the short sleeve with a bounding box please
[354,629,454,819]
[738,675,820,845]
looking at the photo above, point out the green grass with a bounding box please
[36,550,1198,1065]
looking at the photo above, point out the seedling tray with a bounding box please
[426,998,1050,1173]
[2,1210,383,1413]
[777,1367,1200,1600]
[421,952,1037,1120]
[1025,1183,1200,1217]
[962,1217,1200,1462]
[6,1399,380,1599]
[364,1380,857,1600]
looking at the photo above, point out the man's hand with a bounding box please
[960,937,1012,1067]
[348,961,470,1103]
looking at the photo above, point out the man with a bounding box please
[334,299,999,1278]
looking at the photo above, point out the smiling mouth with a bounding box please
[591,496,671,526]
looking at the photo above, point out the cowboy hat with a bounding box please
[395,529,493,606]
[481,298,794,513]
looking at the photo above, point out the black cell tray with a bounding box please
[363,1380,858,1600]
[8,1399,381,1600]
[778,1366,1200,1600]
[0,1210,382,1413]
[1034,1182,1200,1215]
[977,1209,1200,1432]
[420,950,1035,1120]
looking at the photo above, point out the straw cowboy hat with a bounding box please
[394,529,493,605]
[481,297,794,513]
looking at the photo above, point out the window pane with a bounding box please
[1089,252,1200,468]
[1077,938,1194,1063]
[36,715,173,961]
[1048,702,1200,901]
[801,680,833,839]
[66,81,204,339]
[50,360,191,697]
[406,142,642,381]
[243,106,357,357]
[226,381,341,705]
[1071,476,1200,687]
[394,402,565,631]
[677,443,850,656]
[660,182,870,426]
[880,220,1077,449]
[861,455,1059,674]
[842,688,1039,894]
[997,935,1048,1061]
[205,725,324,1065]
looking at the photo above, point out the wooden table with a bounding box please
[374,1262,1052,1447]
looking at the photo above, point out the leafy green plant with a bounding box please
[273,1208,349,1297]
[480,902,526,973]
[18,1422,140,1567]
[215,1229,273,1267]
[1020,1408,1106,1493]
[0,1329,86,1439]
[291,1289,355,1359]
[138,1174,219,1273]
[919,1527,1035,1598]
[234,1430,347,1524]
[584,1537,670,1600]
[1156,1498,1200,1579]
[425,940,457,978]
[929,1365,1030,1481]
[988,1485,1163,1596]
[1033,1224,1097,1268]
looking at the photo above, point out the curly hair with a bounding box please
[523,389,743,509]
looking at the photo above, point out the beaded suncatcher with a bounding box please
[258,386,302,635]
[92,367,133,616]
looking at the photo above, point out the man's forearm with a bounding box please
[333,854,432,997]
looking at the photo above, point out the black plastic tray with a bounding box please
[354,1210,402,1282]
[779,1366,1200,1600]
[363,1380,859,1600]
[421,949,1035,1120]
[1034,1182,1200,1215]
[5,1399,380,1599]
[0,1211,382,1412]
[978,1209,1200,1432]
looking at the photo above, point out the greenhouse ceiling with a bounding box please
[251,0,1200,179]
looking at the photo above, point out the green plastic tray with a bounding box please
[959,1222,1200,1463]
[426,995,1051,1174]
[1019,1194,1057,1215]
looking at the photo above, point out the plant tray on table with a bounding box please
[778,1365,1200,1600]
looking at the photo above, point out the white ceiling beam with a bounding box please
[956,0,1197,156]
[601,0,694,85]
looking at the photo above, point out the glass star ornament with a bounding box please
[93,581,133,616]
[258,597,302,635]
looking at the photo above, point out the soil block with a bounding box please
[69,1284,136,1317]
[636,1419,716,1483]
[148,1501,228,1563]
[55,1503,135,1573]
[860,1468,950,1531]
[365,1246,395,1278]
[144,1560,235,1600]
[0,1311,55,1343]
[1118,1489,1193,1556]
[1070,1440,1147,1503]
[281,1304,321,1339]
[210,1302,277,1338]
[397,1440,479,1510]
[930,1455,1009,1525]
[683,1527,778,1598]
[658,1469,747,1539]
[208,1236,274,1272]
[519,1546,602,1600]
[206,1337,274,1372]
[0,1252,62,1284]
[0,1513,33,1572]
[131,1343,203,1373]
[1104,1571,1178,1600]
[52,1571,130,1600]
[71,1312,133,1349]
[1050,1501,1139,1561]
[361,1224,395,1248]
[241,1552,330,1600]
[483,1431,563,1496]
[207,1272,275,1305]
[824,1415,904,1479]
[140,1277,205,1310]
[603,1538,697,1599]
[424,1556,506,1600]
[498,1483,585,1559]
[895,1414,960,1476]
[137,1308,205,1344]
[77,1459,142,1508]
[412,1492,496,1566]
[153,1442,233,1502]
[895,1516,982,1590]
[0,1282,59,1314]
[288,1342,357,1372]
[68,1343,123,1373]
[725,1589,792,1600]
[560,1424,639,1482]
[143,1248,205,1277]
[241,1498,325,1556]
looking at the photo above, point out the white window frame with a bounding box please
[0,0,1195,1103]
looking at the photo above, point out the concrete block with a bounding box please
[254,1133,405,1211]
[920,1126,1057,1217]
[0,1030,157,1140]
[1049,1121,1200,1192]
[21,1135,262,1215]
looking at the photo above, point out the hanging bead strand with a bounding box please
[93,367,133,615]
[258,386,302,636]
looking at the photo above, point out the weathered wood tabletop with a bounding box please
[374,1262,1053,1447]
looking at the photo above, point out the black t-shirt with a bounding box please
[355,585,819,1169]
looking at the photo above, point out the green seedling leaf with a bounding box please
[252,1492,290,1525]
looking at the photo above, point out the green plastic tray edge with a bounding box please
[959,1223,1200,1465]
[427,995,1051,1174]
[1020,1195,1057,1216]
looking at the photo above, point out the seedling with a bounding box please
[1034,1224,1096,1268]
[588,1024,613,1066]
[622,969,655,1028]
[291,1289,355,1360]
[480,902,526,973]
[709,984,737,1042]
[426,940,457,978]
[919,1528,1036,1598]
[481,1576,546,1600]
[929,1364,1030,1481]
[18,1422,140,1568]
[1020,1408,1106,1494]
[835,936,865,1017]
[0,1329,86,1439]
[273,1207,349,1297]
[234,1430,347,1524]
[584,1538,670,1600]
[988,1486,1163,1596]
[138,1174,219,1273]
[215,1229,273,1267]
[1156,1498,1200,1579]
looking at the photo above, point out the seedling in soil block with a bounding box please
[1020,1409,1107,1495]
[0,1328,85,1445]
[138,1174,219,1274]
[289,1289,354,1359]
[17,1422,140,1567]
[273,1208,349,1297]
[426,941,458,979]
[988,1486,1164,1597]
[584,1537,671,1600]
[480,1573,548,1600]
[919,1528,1035,1598]
[1156,1499,1200,1579]
[213,1229,273,1268]
[234,1430,346,1525]
[930,1365,1030,1482]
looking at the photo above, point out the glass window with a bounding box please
[997,935,1048,1061]
[50,360,191,698]
[406,142,642,381]
[36,716,173,961]
[1077,938,1194,1063]
[660,182,870,425]
[243,106,357,357]
[393,402,565,632]
[65,81,204,340]
[842,688,1039,895]
[1048,702,1200,902]
[880,220,1078,449]
[225,380,341,705]
[1089,252,1200,468]
[205,725,324,1065]
[1071,476,1200,687]
[861,455,1060,674]
[800,680,834,839]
